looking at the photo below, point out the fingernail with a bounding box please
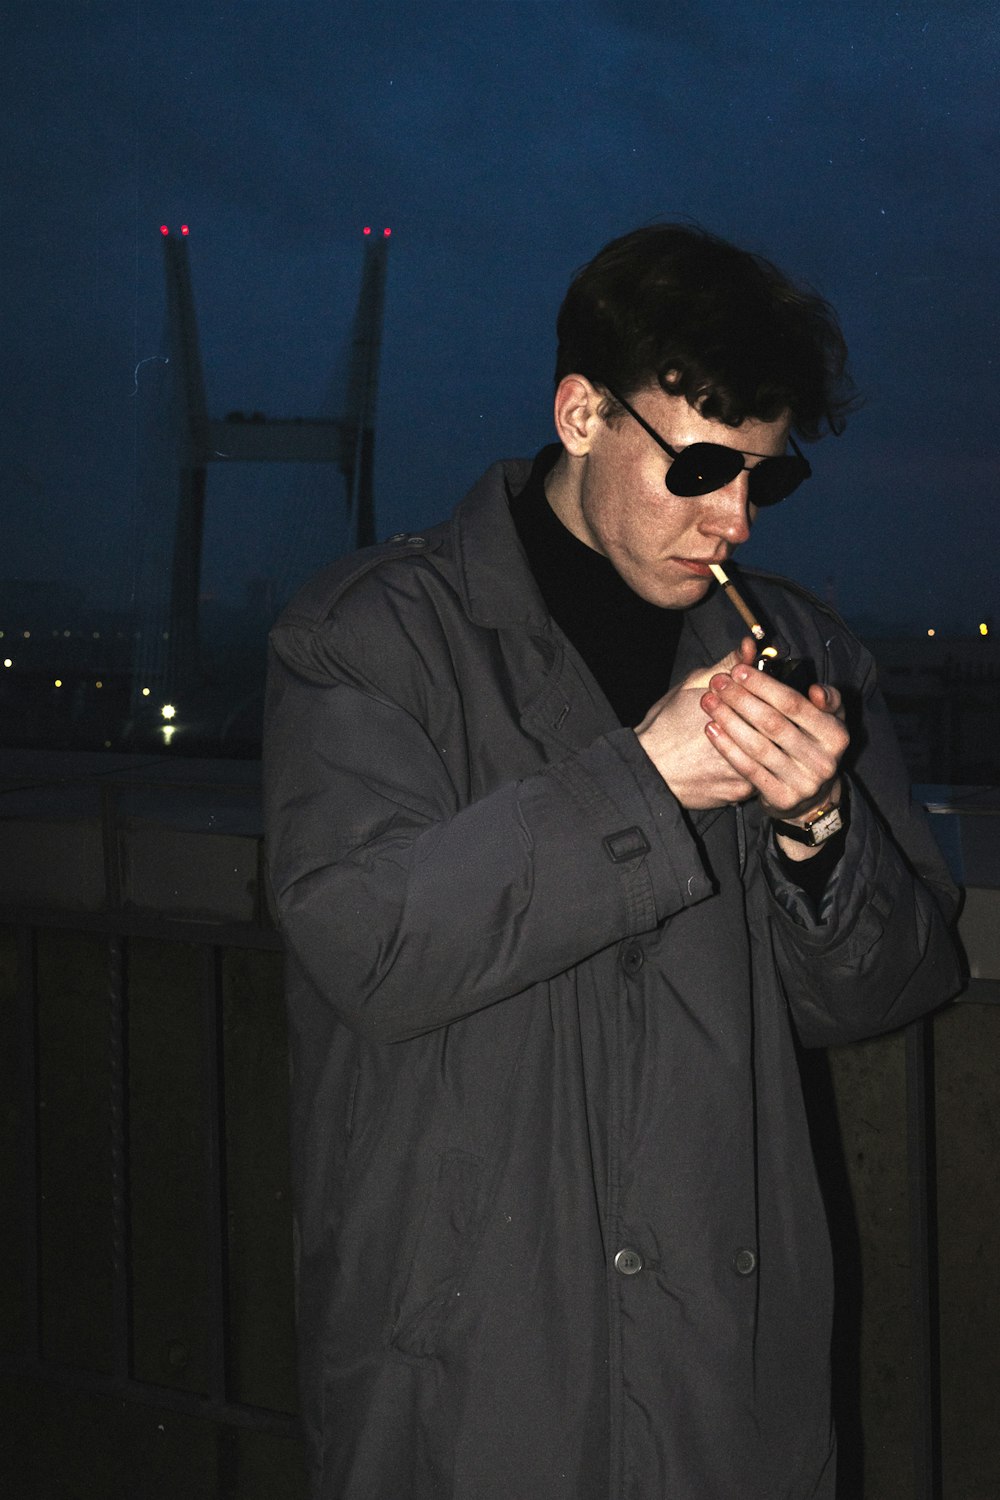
[733,666,749,682]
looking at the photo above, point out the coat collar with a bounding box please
[452,457,552,630]
[444,455,754,773]
[450,453,751,674]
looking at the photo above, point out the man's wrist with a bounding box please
[772,780,845,855]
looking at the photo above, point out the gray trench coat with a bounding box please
[264,457,960,1500]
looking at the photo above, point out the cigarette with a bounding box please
[708,563,766,642]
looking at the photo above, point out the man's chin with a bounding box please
[629,572,711,611]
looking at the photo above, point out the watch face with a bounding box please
[808,806,843,844]
[775,801,844,846]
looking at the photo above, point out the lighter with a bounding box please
[708,563,815,695]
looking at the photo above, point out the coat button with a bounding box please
[614,1248,643,1276]
[620,942,644,977]
[733,1248,757,1276]
[386,532,426,547]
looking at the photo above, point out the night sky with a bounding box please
[5,0,998,636]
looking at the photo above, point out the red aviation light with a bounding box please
[383,227,391,237]
[160,224,169,235]
[363,226,371,235]
[181,224,189,235]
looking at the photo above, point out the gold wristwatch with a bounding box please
[773,800,844,847]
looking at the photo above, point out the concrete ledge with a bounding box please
[0,750,265,925]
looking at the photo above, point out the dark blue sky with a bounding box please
[5,0,998,634]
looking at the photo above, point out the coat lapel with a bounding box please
[451,458,757,766]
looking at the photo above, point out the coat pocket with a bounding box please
[389,1149,486,1358]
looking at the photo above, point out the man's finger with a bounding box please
[809,682,845,718]
[724,663,848,735]
[685,636,757,691]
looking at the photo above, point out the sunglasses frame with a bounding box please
[603,386,811,507]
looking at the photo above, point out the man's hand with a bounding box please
[635,638,761,809]
[699,652,849,842]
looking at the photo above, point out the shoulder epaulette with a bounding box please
[275,529,445,633]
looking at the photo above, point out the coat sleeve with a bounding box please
[264,632,713,1046]
[762,644,962,1048]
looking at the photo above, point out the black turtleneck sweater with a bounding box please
[508,445,845,904]
[509,446,682,726]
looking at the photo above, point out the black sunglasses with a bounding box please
[605,387,812,507]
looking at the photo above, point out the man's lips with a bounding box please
[674,557,726,576]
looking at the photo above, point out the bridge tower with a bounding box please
[160,224,391,692]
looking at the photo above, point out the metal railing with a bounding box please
[1,763,296,1461]
[6,912,293,1440]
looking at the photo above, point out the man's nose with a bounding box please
[698,475,753,545]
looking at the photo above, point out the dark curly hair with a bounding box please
[554,223,858,440]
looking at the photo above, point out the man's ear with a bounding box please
[553,375,603,456]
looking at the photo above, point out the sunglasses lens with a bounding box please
[665,443,743,497]
[666,449,812,505]
[747,455,811,507]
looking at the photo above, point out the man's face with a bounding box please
[552,383,792,609]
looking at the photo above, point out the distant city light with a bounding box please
[162,725,177,746]
[63,629,71,637]
[161,703,176,720]
[141,686,151,697]
[22,630,30,639]
[160,224,169,236]
[95,680,103,689]
[93,631,100,639]
[980,623,990,637]
[3,659,11,669]
[54,679,62,688]
[927,628,936,637]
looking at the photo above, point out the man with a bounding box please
[264,224,960,1499]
